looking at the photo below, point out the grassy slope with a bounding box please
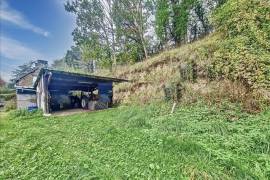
[1,103,270,179]
[111,36,218,104]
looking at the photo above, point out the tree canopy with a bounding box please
[62,0,225,71]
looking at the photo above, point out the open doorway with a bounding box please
[49,88,110,113]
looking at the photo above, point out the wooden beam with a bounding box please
[44,74,49,114]
[49,83,96,89]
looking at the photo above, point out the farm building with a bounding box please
[15,60,48,109]
[15,60,127,114]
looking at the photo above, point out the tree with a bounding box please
[155,0,222,46]
[51,46,85,72]
[81,34,110,72]
[65,0,155,65]
[51,58,66,70]
[171,0,198,45]
[11,61,35,83]
[62,0,224,69]
[155,0,171,47]
[154,0,197,46]
[64,46,81,69]
[113,0,154,60]
[65,0,117,67]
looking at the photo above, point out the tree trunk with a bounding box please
[111,24,117,67]
[141,36,148,59]
[137,0,148,59]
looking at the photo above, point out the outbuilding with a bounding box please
[15,61,127,114]
[15,60,48,110]
[33,69,127,114]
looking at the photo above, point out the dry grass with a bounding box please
[182,79,268,113]
[96,35,269,112]
[111,36,214,104]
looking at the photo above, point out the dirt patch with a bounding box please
[51,108,93,117]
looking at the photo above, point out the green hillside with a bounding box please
[1,102,270,179]
[111,0,270,112]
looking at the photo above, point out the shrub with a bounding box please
[4,99,16,112]
[0,93,16,101]
[211,0,270,89]
[163,81,184,102]
[0,87,15,94]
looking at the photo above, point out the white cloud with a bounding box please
[0,36,45,61]
[0,0,50,37]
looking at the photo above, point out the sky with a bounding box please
[0,0,76,82]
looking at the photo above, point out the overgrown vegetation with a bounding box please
[211,0,270,89]
[0,87,14,95]
[111,0,270,111]
[1,103,269,179]
[0,87,16,112]
[0,93,15,101]
[3,100,16,112]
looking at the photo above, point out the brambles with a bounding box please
[211,0,270,89]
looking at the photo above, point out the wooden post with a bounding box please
[41,73,50,115]
[171,102,177,114]
[44,74,49,114]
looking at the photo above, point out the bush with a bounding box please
[0,93,16,101]
[211,0,270,89]
[0,87,15,94]
[4,99,16,112]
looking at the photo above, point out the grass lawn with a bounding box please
[0,102,270,179]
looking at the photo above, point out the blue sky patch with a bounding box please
[0,0,75,81]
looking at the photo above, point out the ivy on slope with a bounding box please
[211,0,270,89]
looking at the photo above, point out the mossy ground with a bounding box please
[1,102,270,179]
